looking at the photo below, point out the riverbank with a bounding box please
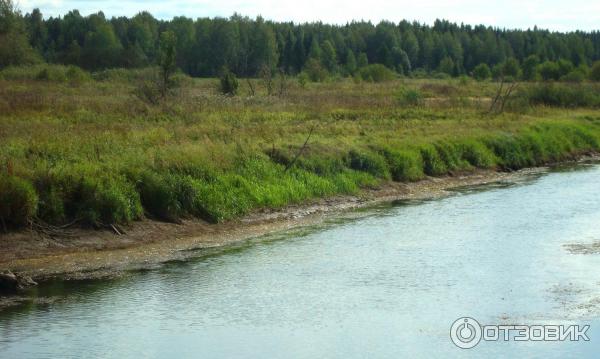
[1,155,598,311]
[0,165,552,280]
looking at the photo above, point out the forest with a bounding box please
[1,0,600,80]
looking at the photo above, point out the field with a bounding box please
[1,66,600,230]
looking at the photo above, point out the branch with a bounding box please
[284,124,315,173]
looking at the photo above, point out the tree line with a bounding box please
[2,0,600,79]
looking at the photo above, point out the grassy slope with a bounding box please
[1,70,600,229]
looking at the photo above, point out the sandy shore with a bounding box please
[0,166,550,283]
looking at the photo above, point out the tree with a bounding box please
[472,63,491,81]
[392,47,411,75]
[25,8,46,53]
[82,16,123,69]
[0,0,39,68]
[556,59,574,78]
[345,50,357,75]
[590,61,600,82]
[303,58,327,82]
[158,30,177,98]
[357,52,369,68]
[248,17,278,75]
[219,67,239,95]
[438,56,454,75]
[307,37,322,62]
[321,40,337,72]
[537,61,560,81]
[502,58,521,78]
[522,55,539,81]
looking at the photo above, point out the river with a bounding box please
[2,162,600,358]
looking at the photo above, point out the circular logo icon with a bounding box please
[450,317,482,349]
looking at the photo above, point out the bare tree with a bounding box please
[260,64,273,96]
[488,76,518,114]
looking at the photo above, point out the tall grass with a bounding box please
[1,73,599,230]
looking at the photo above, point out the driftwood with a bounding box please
[29,218,79,238]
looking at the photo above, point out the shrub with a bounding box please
[65,65,91,84]
[457,140,497,168]
[382,149,424,182]
[62,174,143,225]
[396,88,424,107]
[297,72,309,87]
[419,144,447,176]
[524,83,600,107]
[136,172,186,222]
[347,149,390,179]
[219,68,239,95]
[33,173,66,224]
[358,64,396,83]
[590,61,600,82]
[434,141,468,172]
[304,58,328,82]
[537,61,561,81]
[0,176,38,228]
[484,134,534,170]
[36,66,67,82]
[473,63,491,81]
[560,70,586,83]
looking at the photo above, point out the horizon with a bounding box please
[17,0,600,33]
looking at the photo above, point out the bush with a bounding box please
[457,140,497,168]
[136,172,188,222]
[0,176,38,228]
[357,64,396,83]
[92,67,156,82]
[36,66,67,82]
[304,58,328,82]
[382,149,424,182]
[61,174,143,225]
[434,141,468,172]
[537,61,561,81]
[524,83,600,107]
[590,61,600,82]
[560,70,586,83]
[419,144,447,176]
[484,134,534,170]
[473,63,491,81]
[395,88,424,107]
[219,68,239,95]
[346,149,390,179]
[297,72,309,87]
[65,65,91,84]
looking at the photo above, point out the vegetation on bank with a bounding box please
[1,68,600,231]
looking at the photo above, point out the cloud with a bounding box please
[17,0,600,31]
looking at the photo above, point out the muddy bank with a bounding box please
[0,166,549,285]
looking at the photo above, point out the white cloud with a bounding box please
[18,0,600,31]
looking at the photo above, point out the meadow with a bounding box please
[1,65,600,230]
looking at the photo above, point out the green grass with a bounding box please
[1,69,599,229]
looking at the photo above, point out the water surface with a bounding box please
[2,163,600,358]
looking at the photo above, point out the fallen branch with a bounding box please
[284,124,315,173]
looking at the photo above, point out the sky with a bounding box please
[16,0,600,32]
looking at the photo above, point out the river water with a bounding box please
[2,163,600,358]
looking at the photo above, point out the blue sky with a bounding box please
[17,0,600,31]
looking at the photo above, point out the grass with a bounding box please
[1,66,600,229]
